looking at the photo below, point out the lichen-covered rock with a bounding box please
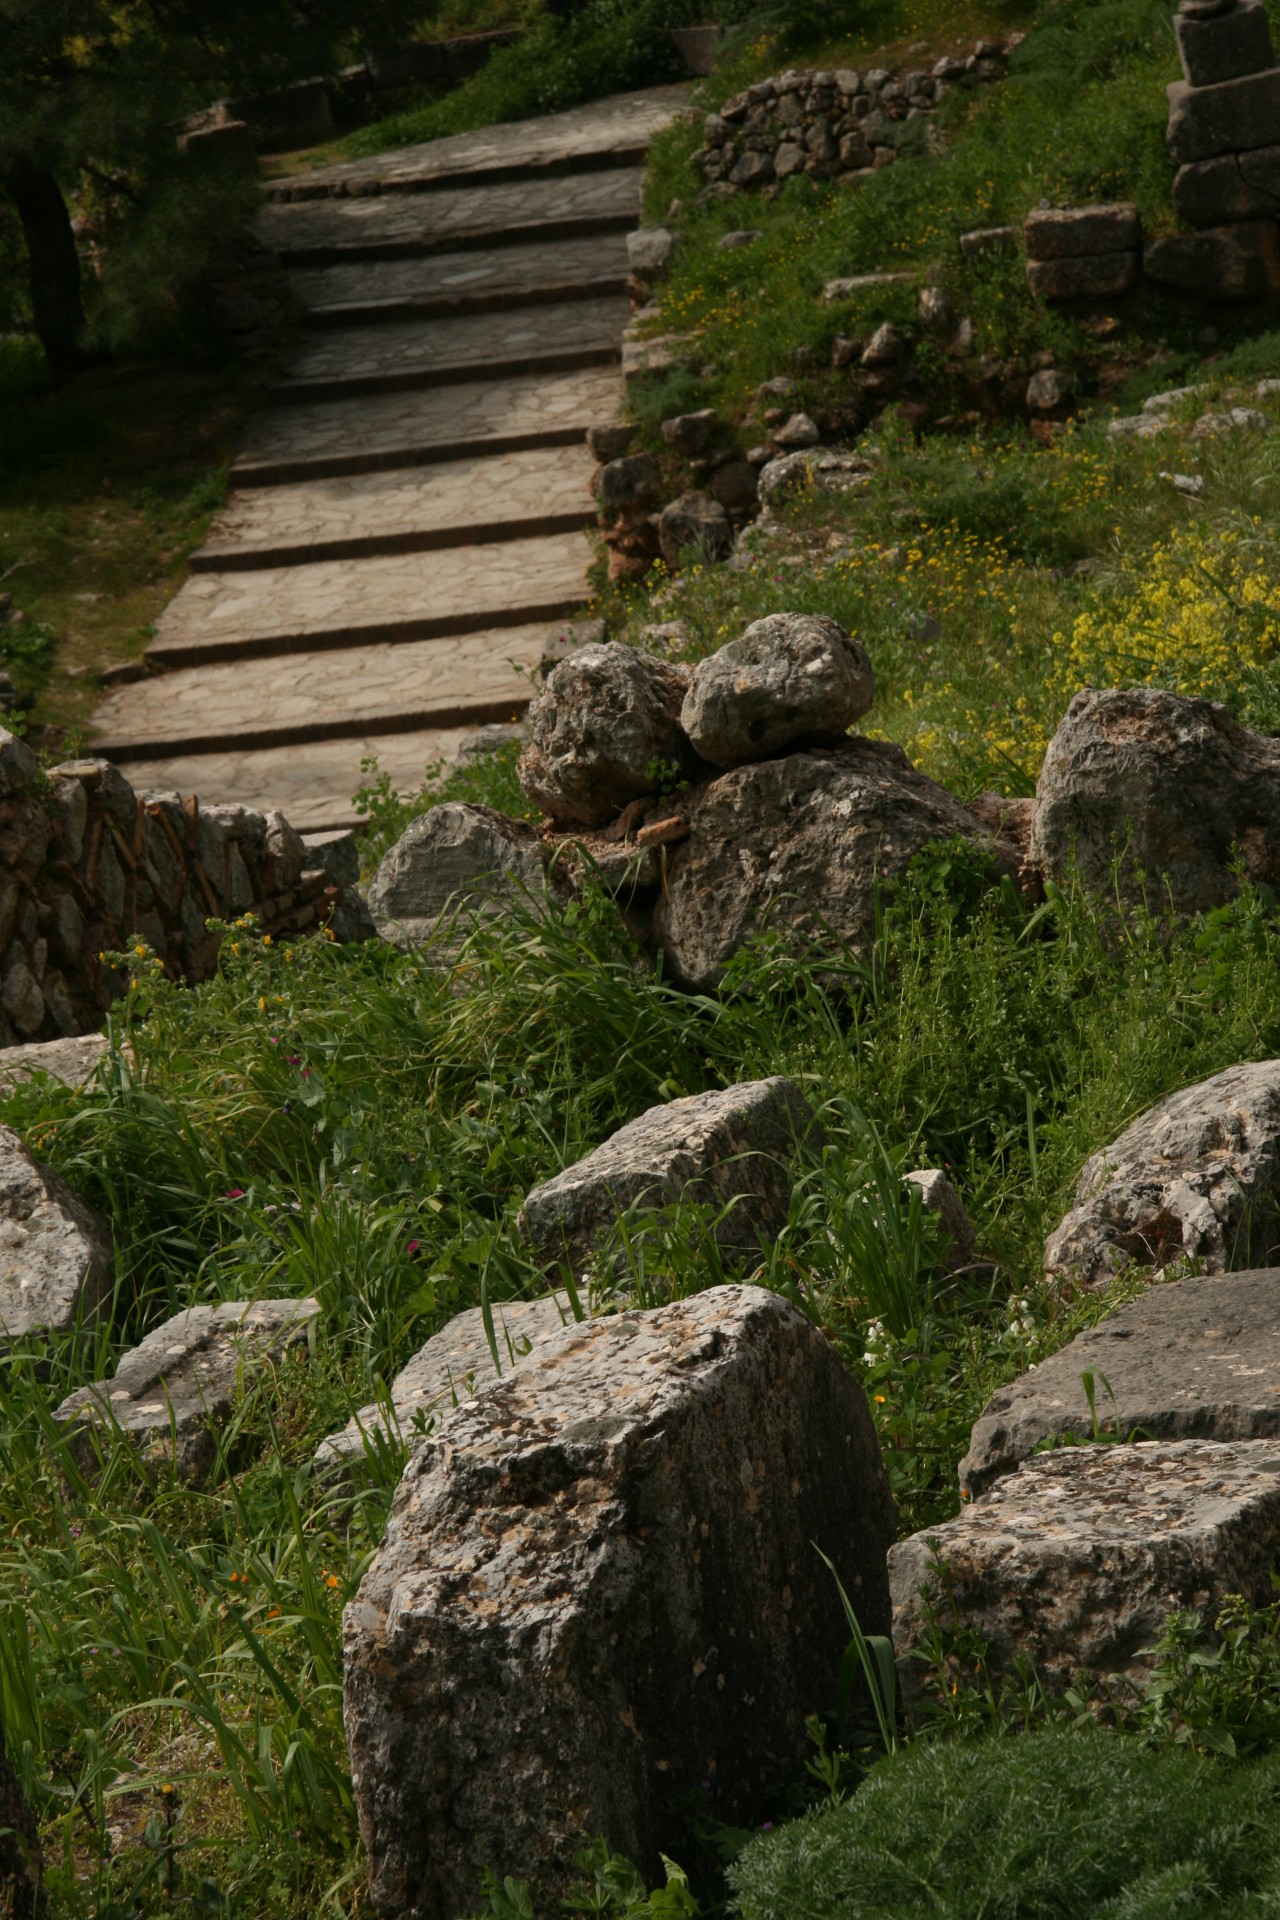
[654,740,1016,990]
[1044,1060,1280,1288]
[517,643,696,828]
[757,448,872,512]
[368,803,548,949]
[344,1286,894,1918]
[0,1127,112,1339]
[962,1267,1280,1497]
[892,1440,1280,1705]
[0,1732,44,1919]
[657,491,733,570]
[520,1078,816,1276]
[680,614,873,768]
[316,1295,573,1474]
[1031,687,1280,914]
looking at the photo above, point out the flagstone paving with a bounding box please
[92,87,685,831]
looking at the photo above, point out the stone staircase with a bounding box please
[92,88,686,832]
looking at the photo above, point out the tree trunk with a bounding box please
[1,165,90,384]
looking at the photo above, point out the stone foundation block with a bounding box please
[1145,218,1280,297]
[1167,70,1280,165]
[1024,202,1141,259]
[1175,0,1275,88]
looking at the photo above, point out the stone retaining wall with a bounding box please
[0,732,343,1048]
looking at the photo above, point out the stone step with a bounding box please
[259,167,642,261]
[271,297,628,403]
[263,86,687,204]
[113,727,486,833]
[144,529,594,669]
[196,443,596,571]
[290,232,630,321]
[232,365,621,487]
[95,623,547,758]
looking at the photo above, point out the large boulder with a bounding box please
[315,1294,573,1475]
[0,1734,44,1919]
[892,1440,1280,1705]
[343,1285,894,1919]
[57,1297,320,1483]
[1030,687,1280,915]
[368,804,549,950]
[0,1127,112,1339]
[962,1268,1280,1497]
[654,740,1016,990]
[1044,1060,1280,1289]
[680,613,874,768]
[517,643,697,828]
[519,1078,817,1278]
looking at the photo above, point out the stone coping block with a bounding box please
[315,1294,574,1472]
[1144,218,1280,297]
[962,1268,1280,1496]
[343,1285,894,1917]
[0,1126,113,1340]
[1024,203,1140,260]
[1167,70,1280,165]
[1175,0,1275,88]
[892,1439,1280,1701]
[57,1297,320,1482]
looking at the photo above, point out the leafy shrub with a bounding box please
[730,1727,1280,1919]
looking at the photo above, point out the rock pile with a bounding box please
[0,731,346,1047]
[691,48,1012,198]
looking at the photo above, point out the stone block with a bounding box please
[316,1294,573,1473]
[518,642,695,828]
[892,1440,1280,1703]
[1144,218,1280,296]
[1175,0,1275,88]
[0,1033,108,1095]
[904,1169,977,1270]
[1173,150,1280,224]
[519,1078,817,1276]
[300,829,360,893]
[963,1268,1280,1496]
[1166,70,1280,166]
[343,1286,894,1917]
[0,1125,112,1339]
[57,1297,319,1483]
[626,227,675,286]
[1026,251,1139,300]
[959,224,1019,258]
[1024,202,1141,259]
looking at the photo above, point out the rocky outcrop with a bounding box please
[1030,687,1280,915]
[680,614,873,768]
[56,1298,319,1482]
[519,1079,817,1277]
[368,804,549,950]
[892,1439,1280,1705]
[654,740,1016,990]
[961,1267,1280,1497]
[1043,1060,1280,1288]
[517,644,697,828]
[0,1127,113,1340]
[343,1286,894,1918]
[316,1295,574,1474]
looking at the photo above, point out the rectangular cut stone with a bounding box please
[1166,70,1280,165]
[892,1440,1280,1706]
[1175,0,1275,88]
[1144,218,1280,295]
[1024,202,1141,260]
[1026,250,1138,300]
[1173,149,1280,224]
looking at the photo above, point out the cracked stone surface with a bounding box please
[235,366,621,471]
[279,296,628,386]
[259,167,644,256]
[289,232,629,312]
[200,445,595,560]
[266,87,686,200]
[99,624,547,746]
[146,532,592,658]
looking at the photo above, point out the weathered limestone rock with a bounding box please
[0,1128,112,1339]
[0,1733,44,1919]
[892,1440,1280,1702]
[1043,1060,1280,1289]
[680,613,873,768]
[757,448,872,512]
[368,804,549,950]
[772,411,821,448]
[962,1268,1280,1497]
[657,491,733,569]
[594,452,660,513]
[1024,203,1141,259]
[654,740,1015,990]
[519,1078,817,1276]
[344,1286,894,1917]
[660,409,719,457]
[1176,0,1275,86]
[905,1168,977,1272]
[1026,368,1070,412]
[1026,253,1138,301]
[1031,688,1280,914]
[57,1297,319,1482]
[1144,218,1280,296]
[0,1033,109,1095]
[1166,70,1280,165]
[626,227,675,285]
[316,1295,573,1473]
[518,643,696,828]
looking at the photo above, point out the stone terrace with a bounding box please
[92,88,686,832]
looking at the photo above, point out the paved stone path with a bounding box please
[94,87,685,829]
